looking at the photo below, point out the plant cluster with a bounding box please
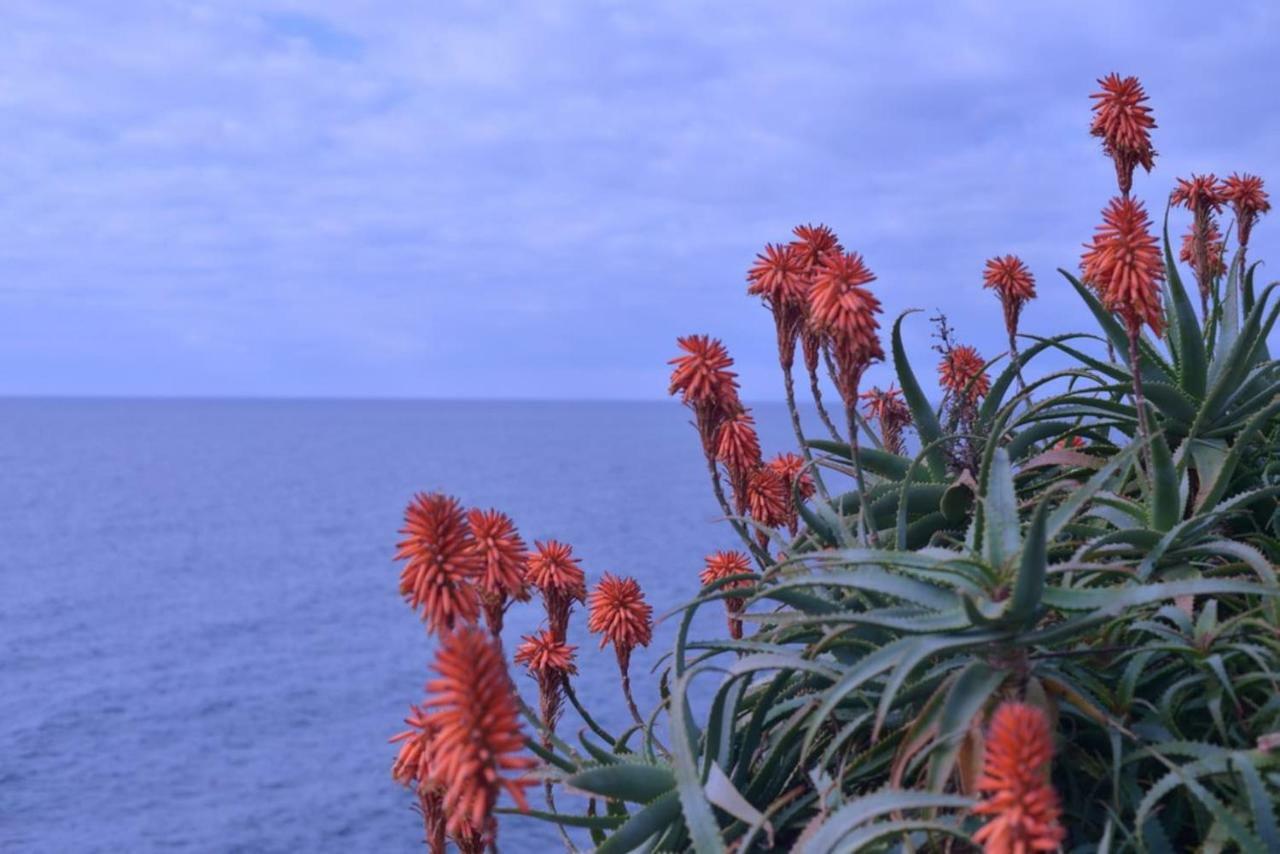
[388,74,1280,852]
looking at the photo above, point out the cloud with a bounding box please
[0,0,1276,396]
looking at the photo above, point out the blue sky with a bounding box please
[1,1,1277,399]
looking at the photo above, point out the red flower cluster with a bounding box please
[467,508,530,633]
[972,702,1066,853]
[424,628,536,841]
[766,452,815,533]
[1081,197,1165,336]
[700,550,755,639]
[938,346,990,404]
[527,539,588,638]
[982,255,1036,340]
[1222,172,1271,252]
[587,573,654,668]
[514,628,577,735]
[396,493,484,633]
[810,251,885,402]
[1179,218,1226,281]
[747,242,809,369]
[860,385,912,455]
[1090,73,1156,196]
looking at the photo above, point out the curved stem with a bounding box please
[619,663,645,729]
[703,452,773,567]
[807,360,843,442]
[782,359,831,503]
[1127,324,1153,475]
[1008,328,1027,396]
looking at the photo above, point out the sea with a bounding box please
[0,398,824,852]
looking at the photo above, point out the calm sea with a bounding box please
[0,399,815,852]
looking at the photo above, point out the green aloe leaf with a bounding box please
[1149,429,1180,532]
[1008,491,1050,625]
[799,790,972,854]
[891,310,947,480]
[982,448,1021,572]
[1162,212,1207,399]
[565,763,676,803]
[594,791,682,854]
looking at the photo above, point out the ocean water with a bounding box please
[0,399,813,852]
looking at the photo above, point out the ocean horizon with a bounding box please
[0,397,836,851]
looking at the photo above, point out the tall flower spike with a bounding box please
[424,627,535,844]
[395,493,483,634]
[746,465,790,530]
[1080,196,1165,337]
[860,385,913,455]
[1171,173,1225,214]
[789,223,843,270]
[938,346,991,405]
[700,551,755,639]
[715,410,763,512]
[747,242,808,313]
[527,540,587,639]
[587,574,654,724]
[668,334,743,457]
[766,452,815,534]
[467,508,530,634]
[1172,174,1227,314]
[1179,219,1226,281]
[748,241,810,376]
[1222,172,1271,258]
[982,255,1036,337]
[391,707,447,853]
[972,702,1066,854]
[668,334,739,412]
[514,629,577,738]
[1090,73,1156,196]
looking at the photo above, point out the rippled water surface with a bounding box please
[1,399,815,852]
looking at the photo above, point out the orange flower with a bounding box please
[528,539,587,638]
[938,346,991,404]
[765,452,814,534]
[1081,196,1165,336]
[514,628,576,736]
[587,574,653,664]
[716,410,763,483]
[514,628,578,677]
[1179,219,1226,280]
[1089,73,1156,195]
[527,540,587,601]
[390,709,448,853]
[390,704,435,792]
[860,385,912,455]
[789,223,843,270]
[1171,173,1225,214]
[972,702,1066,854]
[1222,172,1270,251]
[467,509,529,633]
[766,452,815,501]
[669,334,743,456]
[809,251,882,346]
[424,627,535,841]
[395,493,483,633]
[700,551,755,639]
[668,334,739,411]
[1054,435,1086,450]
[982,255,1036,339]
[746,465,790,529]
[810,251,885,403]
[749,241,811,370]
[747,242,808,311]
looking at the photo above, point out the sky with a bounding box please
[1,1,1277,399]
